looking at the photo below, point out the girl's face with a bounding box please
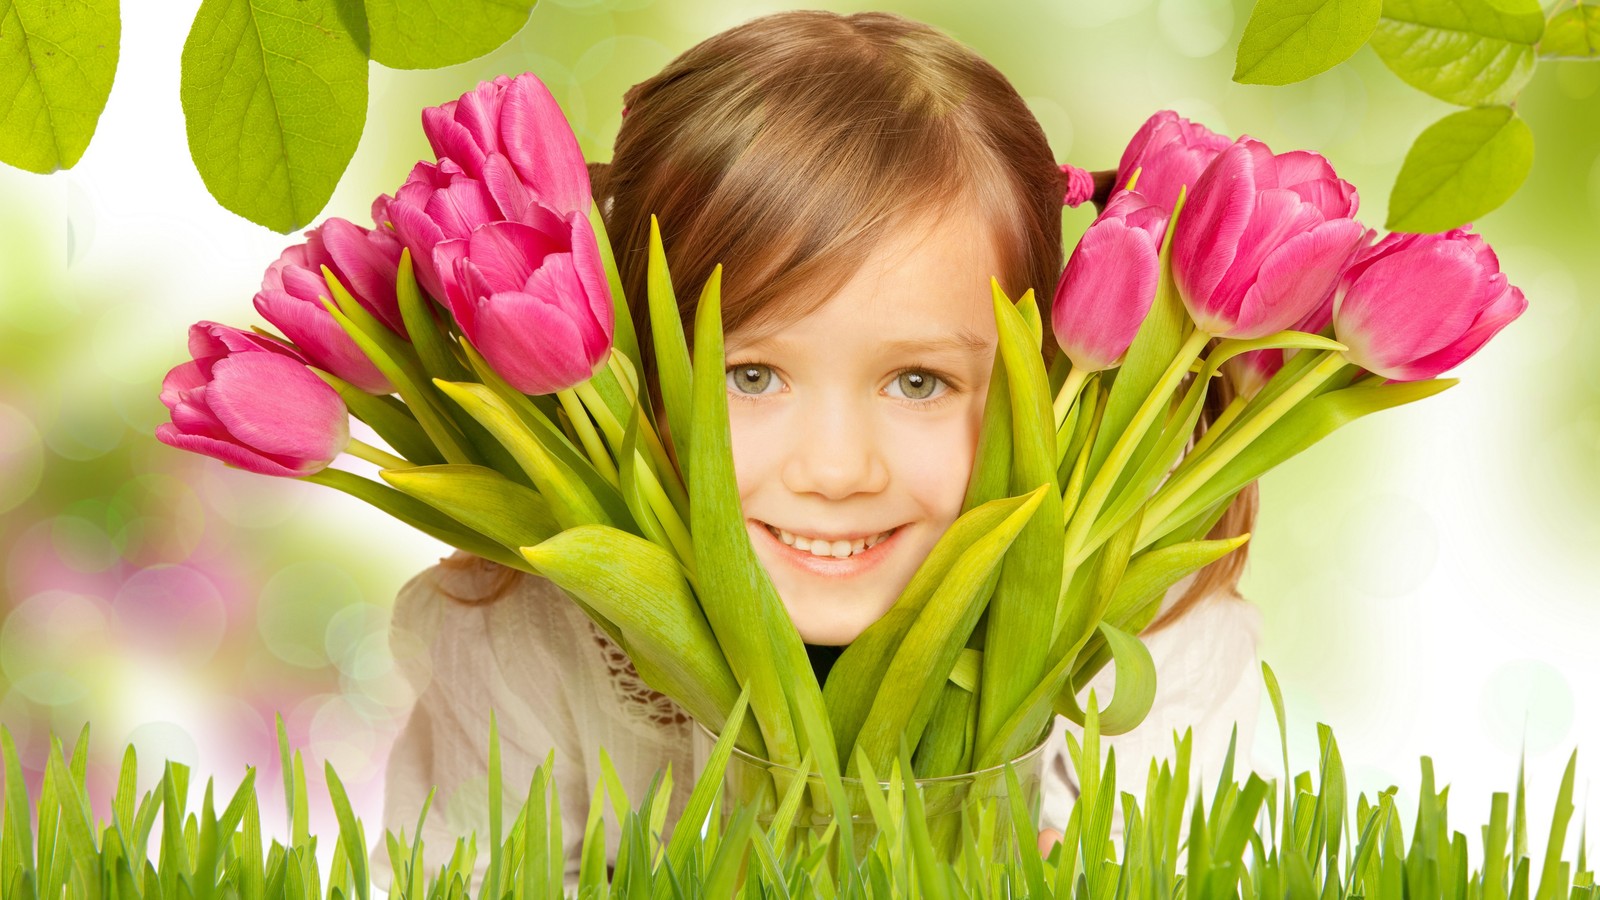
[724,207,1005,645]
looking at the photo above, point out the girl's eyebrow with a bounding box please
[731,328,993,356]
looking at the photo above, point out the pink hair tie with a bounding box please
[1060,163,1095,208]
[621,105,631,118]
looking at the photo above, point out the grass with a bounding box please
[0,663,1590,898]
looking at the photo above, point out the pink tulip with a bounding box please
[1333,227,1526,381]
[1115,110,1233,214]
[1052,190,1169,371]
[382,159,501,301]
[441,217,613,394]
[157,322,350,477]
[421,73,591,216]
[1172,138,1367,340]
[253,220,403,394]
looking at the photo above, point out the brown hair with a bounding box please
[444,10,1256,634]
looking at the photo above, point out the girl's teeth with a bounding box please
[770,524,892,559]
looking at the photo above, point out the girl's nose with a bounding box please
[781,399,890,500]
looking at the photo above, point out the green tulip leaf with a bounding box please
[977,283,1063,757]
[520,525,754,750]
[1386,105,1533,233]
[826,490,1043,765]
[364,0,536,69]
[688,264,811,766]
[303,468,528,570]
[648,215,695,473]
[0,0,120,173]
[853,485,1048,778]
[180,0,367,233]
[1371,0,1544,106]
[312,370,445,466]
[1055,621,1157,737]
[1540,4,1600,58]
[1233,0,1382,85]
[380,464,559,551]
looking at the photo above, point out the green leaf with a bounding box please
[1386,105,1532,233]
[520,525,751,747]
[303,466,532,570]
[853,484,1049,776]
[1371,0,1543,106]
[363,0,535,69]
[1540,3,1600,57]
[180,0,367,232]
[379,463,560,551]
[1233,0,1381,84]
[0,0,120,172]
[647,215,695,476]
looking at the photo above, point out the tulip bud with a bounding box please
[156,322,350,477]
[1052,190,1169,371]
[1333,227,1527,381]
[1115,110,1233,215]
[1173,138,1367,340]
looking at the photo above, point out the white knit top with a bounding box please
[370,551,1262,886]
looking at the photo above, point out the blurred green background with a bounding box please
[2,0,1596,847]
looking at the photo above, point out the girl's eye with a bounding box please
[727,363,782,396]
[889,369,946,402]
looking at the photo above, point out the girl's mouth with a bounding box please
[754,520,903,577]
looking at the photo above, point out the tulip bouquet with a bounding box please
[156,75,1525,843]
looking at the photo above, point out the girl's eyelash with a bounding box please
[724,359,963,408]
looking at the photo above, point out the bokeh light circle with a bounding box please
[1157,0,1234,58]
[0,402,44,515]
[124,720,201,790]
[106,473,207,565]
[309,693,380,782]
[1478,659,1575,755]
[51,514,119,573]
[112,564,229,663]
[198,459,307,529]
[258,561,363,669]
[1,590,112,706]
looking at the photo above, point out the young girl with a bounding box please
[374,9,1261,883]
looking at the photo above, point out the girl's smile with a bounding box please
[752,519,906,576]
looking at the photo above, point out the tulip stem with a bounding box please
[556,388,620,487]
[1137,348,1351,547]
[1061,328,1211,567]
[1052,366,1091,432]
[345,438,412,471]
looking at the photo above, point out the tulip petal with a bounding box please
[389,198,449,299]
[466,220,567,293]
[1333,240,1485,371]
[321,218,405,335]
[481,152,535,223]
[1052,217,1160,371]
[205,354,349,463]
[423,98,491,178]
[499,73,592,216]
[424,177,501,240]
[1386,285,1526,381]
[160,359,211,408]
[254,289,394,394]
[156,424,317,477]
[1174,142,1255,318]
[565,210,615,350]
[1227,215,1365,340]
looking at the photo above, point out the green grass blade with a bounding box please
[1536,751,1579,900]
[322,763,369,900]
[1,727,35,884]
